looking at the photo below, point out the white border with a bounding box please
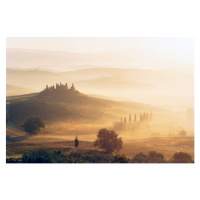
[0,1,200,200]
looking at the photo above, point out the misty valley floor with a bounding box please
[6,129,194,163]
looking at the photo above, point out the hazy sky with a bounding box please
[7,37,194,68]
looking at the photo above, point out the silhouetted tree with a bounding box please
[94,128,123,154]
[22,116,45,134]
[131,152,148,163]
[148,151,165,163]
[75,136,79,148]
[134,114,136,123]
[124,117,126,124]
[172,152,193,163]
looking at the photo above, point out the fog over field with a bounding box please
[6,38,194,163]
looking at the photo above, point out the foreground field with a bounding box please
[6,127,194,163]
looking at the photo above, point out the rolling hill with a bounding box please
[6,84,159,126]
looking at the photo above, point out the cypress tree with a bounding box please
[75,136,79,148]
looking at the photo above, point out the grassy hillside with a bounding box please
[6,85,159,127]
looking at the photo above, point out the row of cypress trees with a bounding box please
[120,112,152,123]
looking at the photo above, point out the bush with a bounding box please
[148,151,166,163]
[172,152,193,163]
[113,154,129,163]
[131,152,149,163]
[22,150,52,163]
[22,116,45,134]
[94,128,123,154]
[22,149,114,163]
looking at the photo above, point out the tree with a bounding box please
[22,116,45,134]
[131,152,148,163]
[148,151,165,163]
[172,152,193,163]
[94,128,123,154]
[75,136,79,148]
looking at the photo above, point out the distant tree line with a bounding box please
[114,112,152,132]
[120,112,152,124]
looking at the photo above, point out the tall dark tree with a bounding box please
[75,136,79,148]
[134,113,136,123]
[94,128,123,154]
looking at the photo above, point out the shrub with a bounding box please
[22,150,114,163]
[113,154,129,163]
[147,151,166,163]
[131,152,149,163]
[172,152,193,163]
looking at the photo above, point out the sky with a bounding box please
[7,37,194,65]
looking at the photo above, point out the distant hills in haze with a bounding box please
[6,48,193,72]
[6,67,193,96]
[6,48,193,111]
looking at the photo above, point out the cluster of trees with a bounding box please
[114,112,152,131]
[40,82,76,95]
